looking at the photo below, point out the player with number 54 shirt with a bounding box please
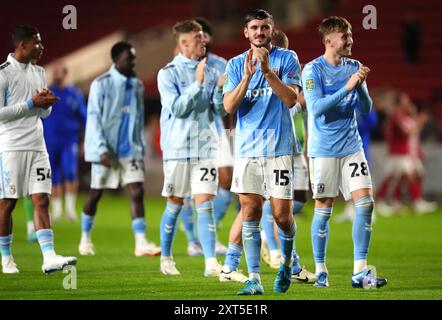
[0,25,77,275]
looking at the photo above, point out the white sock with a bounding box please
[353,259,367,274]
[221,264,231,273]
[51,197,63,218]
[27,221,35,234]
[135,233,147,248]
[249,273,261,282]
[43,250,56,261]
[65,192,77,216]
[80,232,92,243]
[260,230,267,243]
[161,255,173,262]
[315,263,328,275]
[205,257,218,268]
[270,249,281,261]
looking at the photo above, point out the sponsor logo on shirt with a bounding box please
[245,87,273,99]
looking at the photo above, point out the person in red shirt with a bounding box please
[377,93,436,215]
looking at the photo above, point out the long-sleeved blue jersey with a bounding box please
[303,55,373,158]
[158,53,225,161]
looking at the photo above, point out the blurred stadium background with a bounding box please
[1,0,441,200]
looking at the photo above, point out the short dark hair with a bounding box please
[111,41,133,61]
[172,20,202,40]
[244,9,273,26]
[12,25,39,48]
[195,17,213,36]
[318,16,352,41]
[272,30,289,49]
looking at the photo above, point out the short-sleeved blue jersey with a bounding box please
[223,46,301,158]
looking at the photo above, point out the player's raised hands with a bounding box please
[345,65,370,91]
[196,57,207,84]
[253,47,270,74]
[243,49,257,79]
[32,88,60,108]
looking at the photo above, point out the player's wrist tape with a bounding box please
[26,98,35,109]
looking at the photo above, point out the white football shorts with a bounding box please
[161,159,218,198]
[0,151,52,198]
[309,150,372,201]
[293,152,309,191]
[231,155,293,200]
[216,129,234,168]
[91,158,145,189]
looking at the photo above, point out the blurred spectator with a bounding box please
[43,61,87,221]
[376,93,436,215]
[402,14,421,63]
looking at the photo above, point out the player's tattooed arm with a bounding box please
[254,47,298,107]
[224,50,255,114]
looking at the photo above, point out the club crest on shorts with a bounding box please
[166,184,174,194]
[234,177,239,188]
[317,183,325,194]
[285,188,291,197]
[9,184,16,195]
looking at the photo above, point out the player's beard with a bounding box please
[250,35,272,48]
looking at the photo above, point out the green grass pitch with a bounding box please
[0,194,441,300]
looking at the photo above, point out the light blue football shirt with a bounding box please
[303,55,372,158]
[158,53,224,161]
[223,46,301,158]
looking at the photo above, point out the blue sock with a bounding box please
[81,212,95,233]
[160,202,182,257]
[311,207,332,263]
[353,195,374,261]
[180,197,196,243]
[225,242,242,271]
[132,217,145,235]
[261,201,278,250]
[0,234,12,257]
[289,222,302,274]
[277,222,295,267]
[293,200,305,215]
[214,188,233,226]
[243,221,261,275]
[196,201,216,259]
[36,229,55,255]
